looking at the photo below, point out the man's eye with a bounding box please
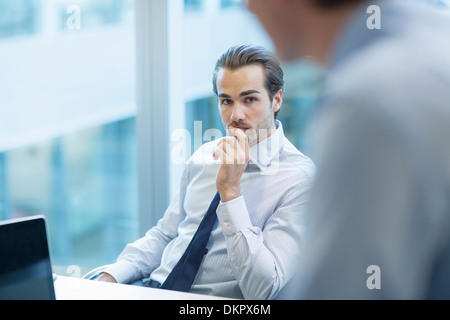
[245,97,257,103]
[222,99,232,105]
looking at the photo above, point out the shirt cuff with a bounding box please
[216,195,253,235]
[102,259,139,285]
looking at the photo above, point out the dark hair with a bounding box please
[212,45,285,119]
[314,0,367,9]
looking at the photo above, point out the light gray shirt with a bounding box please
[289,0,450,299]
[105,121,315,300]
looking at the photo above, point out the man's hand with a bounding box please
[96,273,117,283]
[213,128,250,202]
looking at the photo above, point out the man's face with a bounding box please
[215,64,282,147]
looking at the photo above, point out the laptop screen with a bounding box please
[0,216,56,300]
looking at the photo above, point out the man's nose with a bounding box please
[231,103,246,122]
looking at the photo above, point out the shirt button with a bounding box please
[223,222,230,229]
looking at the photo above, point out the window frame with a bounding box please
[135,0,184,235]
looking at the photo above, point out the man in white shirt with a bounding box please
[97,45,315,300]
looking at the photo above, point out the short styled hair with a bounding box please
[212,45,284,119]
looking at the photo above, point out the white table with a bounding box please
[54,276,232,300]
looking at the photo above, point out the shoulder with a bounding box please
[321,28,450,146]
[330,23,450,111]
[279,138,316,186]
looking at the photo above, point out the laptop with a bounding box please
[0,215,56,300]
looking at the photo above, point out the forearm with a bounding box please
[222,228,282,300]
[102,226,172,284]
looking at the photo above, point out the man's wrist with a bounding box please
[219,187,242,202]
[97,272,117,283]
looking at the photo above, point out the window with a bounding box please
[0,0,41,39]
[57,0,134,30]
[0,0,137,276]
[220,0,243,10]
[184,0,203,12]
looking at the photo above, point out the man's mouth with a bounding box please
[229,125,250,133]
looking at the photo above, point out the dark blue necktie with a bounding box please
[160,191,221,292]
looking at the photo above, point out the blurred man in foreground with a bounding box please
[248,0,450,299]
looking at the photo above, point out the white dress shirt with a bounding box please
[104,121,315,300]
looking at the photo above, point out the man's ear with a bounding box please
[272,89,283,113]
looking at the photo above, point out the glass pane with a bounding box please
[280,60,325,153]
[184,0,203,12]
[0,0,40,39]
[185,96,225,154]
[0,0,137,277]
[220,0,243,9]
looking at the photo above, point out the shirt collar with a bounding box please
[248,120,285,171]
